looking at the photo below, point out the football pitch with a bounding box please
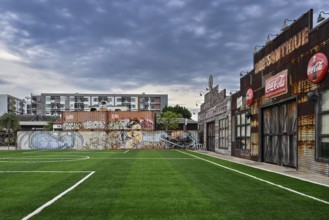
[0,150,328,220]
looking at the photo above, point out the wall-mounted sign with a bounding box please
[255,27,308,74]
[246,88,254,106]
[307,53,328,84]
[265,69,288,99]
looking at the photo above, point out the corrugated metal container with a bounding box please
[62,112,107,123]
[108,111,155,130]
[61,112,108,131]
[60,111,155,131]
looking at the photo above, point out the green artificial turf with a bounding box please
[0,150,328,220]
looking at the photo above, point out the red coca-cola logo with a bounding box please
[307,53,328,84]
[246,88,254,106]
[265,70,288,98]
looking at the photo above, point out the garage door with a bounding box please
[263,101,297,168]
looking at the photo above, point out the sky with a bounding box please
[0,0,329,118]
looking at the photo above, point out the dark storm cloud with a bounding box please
[0,0,328,92]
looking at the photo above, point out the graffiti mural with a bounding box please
[108,119,154,131]
[17,130,198,150]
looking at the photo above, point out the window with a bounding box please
[98,96,107,101]
[219,117,228,149]
[318,89,329,161]
[236,112,251,150]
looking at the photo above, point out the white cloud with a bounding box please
[0,47,21,61]
[56,8,72,18]
[167,0,186,8]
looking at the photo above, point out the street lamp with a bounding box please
[317,11,329,23]
[281,18,295,31]
[265,33,278,44]
[254,45,264,53]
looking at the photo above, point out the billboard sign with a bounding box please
[265,70,288,99]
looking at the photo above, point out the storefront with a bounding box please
[197,9,328,176]
[243,9,329,175]
[198,77,232,155]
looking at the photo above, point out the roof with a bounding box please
[178,118,198,124]
[16,115,54,122]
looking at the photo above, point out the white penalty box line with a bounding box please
[0,170,95,220]
[177,150,329,205]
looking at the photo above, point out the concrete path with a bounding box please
[0,146,16,150]
[196,150,329,187]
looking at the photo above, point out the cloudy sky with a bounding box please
[0,0,328,116]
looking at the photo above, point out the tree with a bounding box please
[162,105,192,119]
[157,111,182,131]
[0,113,21,146]
[43,116,60,131]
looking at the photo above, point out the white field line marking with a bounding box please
[178,150,329,205]
[89,157,196,160]
[123,150,129,154]
[21,171,95,220]
[196,151,329,188]
[0,171,93,173]
[0,155,90,163]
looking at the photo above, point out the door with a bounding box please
[263,101,297,167]
[207,122,215,151]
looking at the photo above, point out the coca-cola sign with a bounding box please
[246,88,254,106]
[265,70,288,99]
[307,53,328,84]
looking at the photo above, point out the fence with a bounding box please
[17,130,198,150]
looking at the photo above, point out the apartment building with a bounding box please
[30,93,168,116]
[0,94,25,115]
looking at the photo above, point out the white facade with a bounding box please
[0,94,25,115]
[30,93,168,116]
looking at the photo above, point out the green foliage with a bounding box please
[163,104,192,119]
[43,116,60,131]
[157,111,181,130]
[0,113,20,145]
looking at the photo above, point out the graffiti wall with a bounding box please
[60,111,155,131]
[17,131,198,150]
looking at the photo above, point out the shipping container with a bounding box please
[108,111,155,130]
[60,111,155,131]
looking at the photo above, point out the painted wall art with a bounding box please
[17,131,198,150]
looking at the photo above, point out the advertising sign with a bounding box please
[246,88,254,106]
[265,70,288,99]
[307,53,328,84]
